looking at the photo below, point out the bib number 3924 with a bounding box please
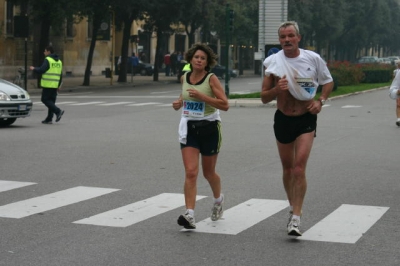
[183,100,205,117]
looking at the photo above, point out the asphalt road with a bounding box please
[1,77,399,266]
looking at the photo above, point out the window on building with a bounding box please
[66,19,73,38]
[87,20,93,39]
[6,2,14,35]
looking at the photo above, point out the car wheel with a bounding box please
[140,69,147,76]
[0,118,17,127]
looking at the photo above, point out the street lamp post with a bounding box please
[110,8,115,85]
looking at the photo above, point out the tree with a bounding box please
[113,0,146,83]
[141,0,186,81]
[77,0,113,86]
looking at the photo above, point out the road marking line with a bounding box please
[0,186,120,219]
[98,102,135,106]
[342,105,362,108]
[70,101,105,106]
[298,204,389,243]
[186,199,288,235]
[74,193,206,227]
[54,101,78,105]
[0,180,36,193]
[125,102,162,106]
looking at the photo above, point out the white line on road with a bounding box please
[342,105,362,108]
[298,204,389,243]
[70,101,105,106]
[73,193,206,227]
[98,102,135,106]
[0,180,36,193]
[0,186,120,219]
[126,102,162,106]
[53,101,78,105]
[186,199,288,235]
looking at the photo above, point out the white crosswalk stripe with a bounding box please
[298,204,389,243]
[0,180,36,192]
[74,193,206,227]
[0,181,390,243]
[0,186,119,218]
[188,199,289,235]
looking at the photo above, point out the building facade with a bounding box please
[0,0,194,80]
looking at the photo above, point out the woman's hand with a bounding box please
[172,99,183,110]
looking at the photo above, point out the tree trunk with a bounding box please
[117,17,133,83]
[83,14,102,86]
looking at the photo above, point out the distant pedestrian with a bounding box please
[171,51,178,75]
[131,53,139,75]
[164,51,171,76]
[29,46,64,124]
[389,59,400,126]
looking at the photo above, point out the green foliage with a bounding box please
[288,0,400,61]
[229,81,391,99]
[327,61,364,86]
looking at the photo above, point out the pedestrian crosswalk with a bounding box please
[0,180,389,244]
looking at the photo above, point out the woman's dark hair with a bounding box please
[185,43,218,71]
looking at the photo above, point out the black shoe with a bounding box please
[42,120,52,124]
[396,121,400,127]
[56,110,64,122]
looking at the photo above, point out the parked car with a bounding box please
[379,57,392,65]
[128,60,154,76]
[0,78,32,126]
[357,56,379,64]
[386,56,400,65]
[211,64,238,79]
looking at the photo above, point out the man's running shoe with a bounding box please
[287,217,302,236]
[177,211,196,229]
[396,120,400,127]
[211,194,224,221]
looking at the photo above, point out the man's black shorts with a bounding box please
[274,109,317,144]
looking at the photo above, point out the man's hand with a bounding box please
[307,100,323,114]
[276,75,289,93]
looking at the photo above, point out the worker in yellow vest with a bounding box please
[30,46,64,124]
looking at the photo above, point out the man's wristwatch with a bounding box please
[319,98,326,106]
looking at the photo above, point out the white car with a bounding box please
[0,78,32,126]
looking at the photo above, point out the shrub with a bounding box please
[327,61,364,86]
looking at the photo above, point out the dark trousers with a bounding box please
[41,88,61,121]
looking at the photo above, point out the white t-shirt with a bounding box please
[263,49,333,100]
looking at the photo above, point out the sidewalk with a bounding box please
[26,69,274,108]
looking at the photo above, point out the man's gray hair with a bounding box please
[278,21,300,35]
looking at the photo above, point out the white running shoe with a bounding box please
[287,217,302,236]
[211,194,224,221]
[177,211,196,229]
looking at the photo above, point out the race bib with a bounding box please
[182,100,205,117]
[296,77,316,95]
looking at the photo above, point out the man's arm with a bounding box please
[29,59,49,74]
[318,81,334,102]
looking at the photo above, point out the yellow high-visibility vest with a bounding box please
[182,63,191,72]
[41,57,62,88]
